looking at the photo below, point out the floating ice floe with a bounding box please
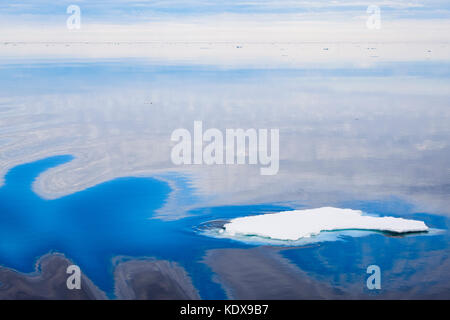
[222,207,429,241]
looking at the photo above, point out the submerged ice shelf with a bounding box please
[222,207,429,241]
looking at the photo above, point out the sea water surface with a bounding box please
[1,0,450,299]
[0,155,449,298]
[0,59,449,298]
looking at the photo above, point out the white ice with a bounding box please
[223,207,429,241]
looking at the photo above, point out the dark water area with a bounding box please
[0,156,448,299]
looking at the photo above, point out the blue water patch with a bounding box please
[0,156,291,298]
[2,61,450,96]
